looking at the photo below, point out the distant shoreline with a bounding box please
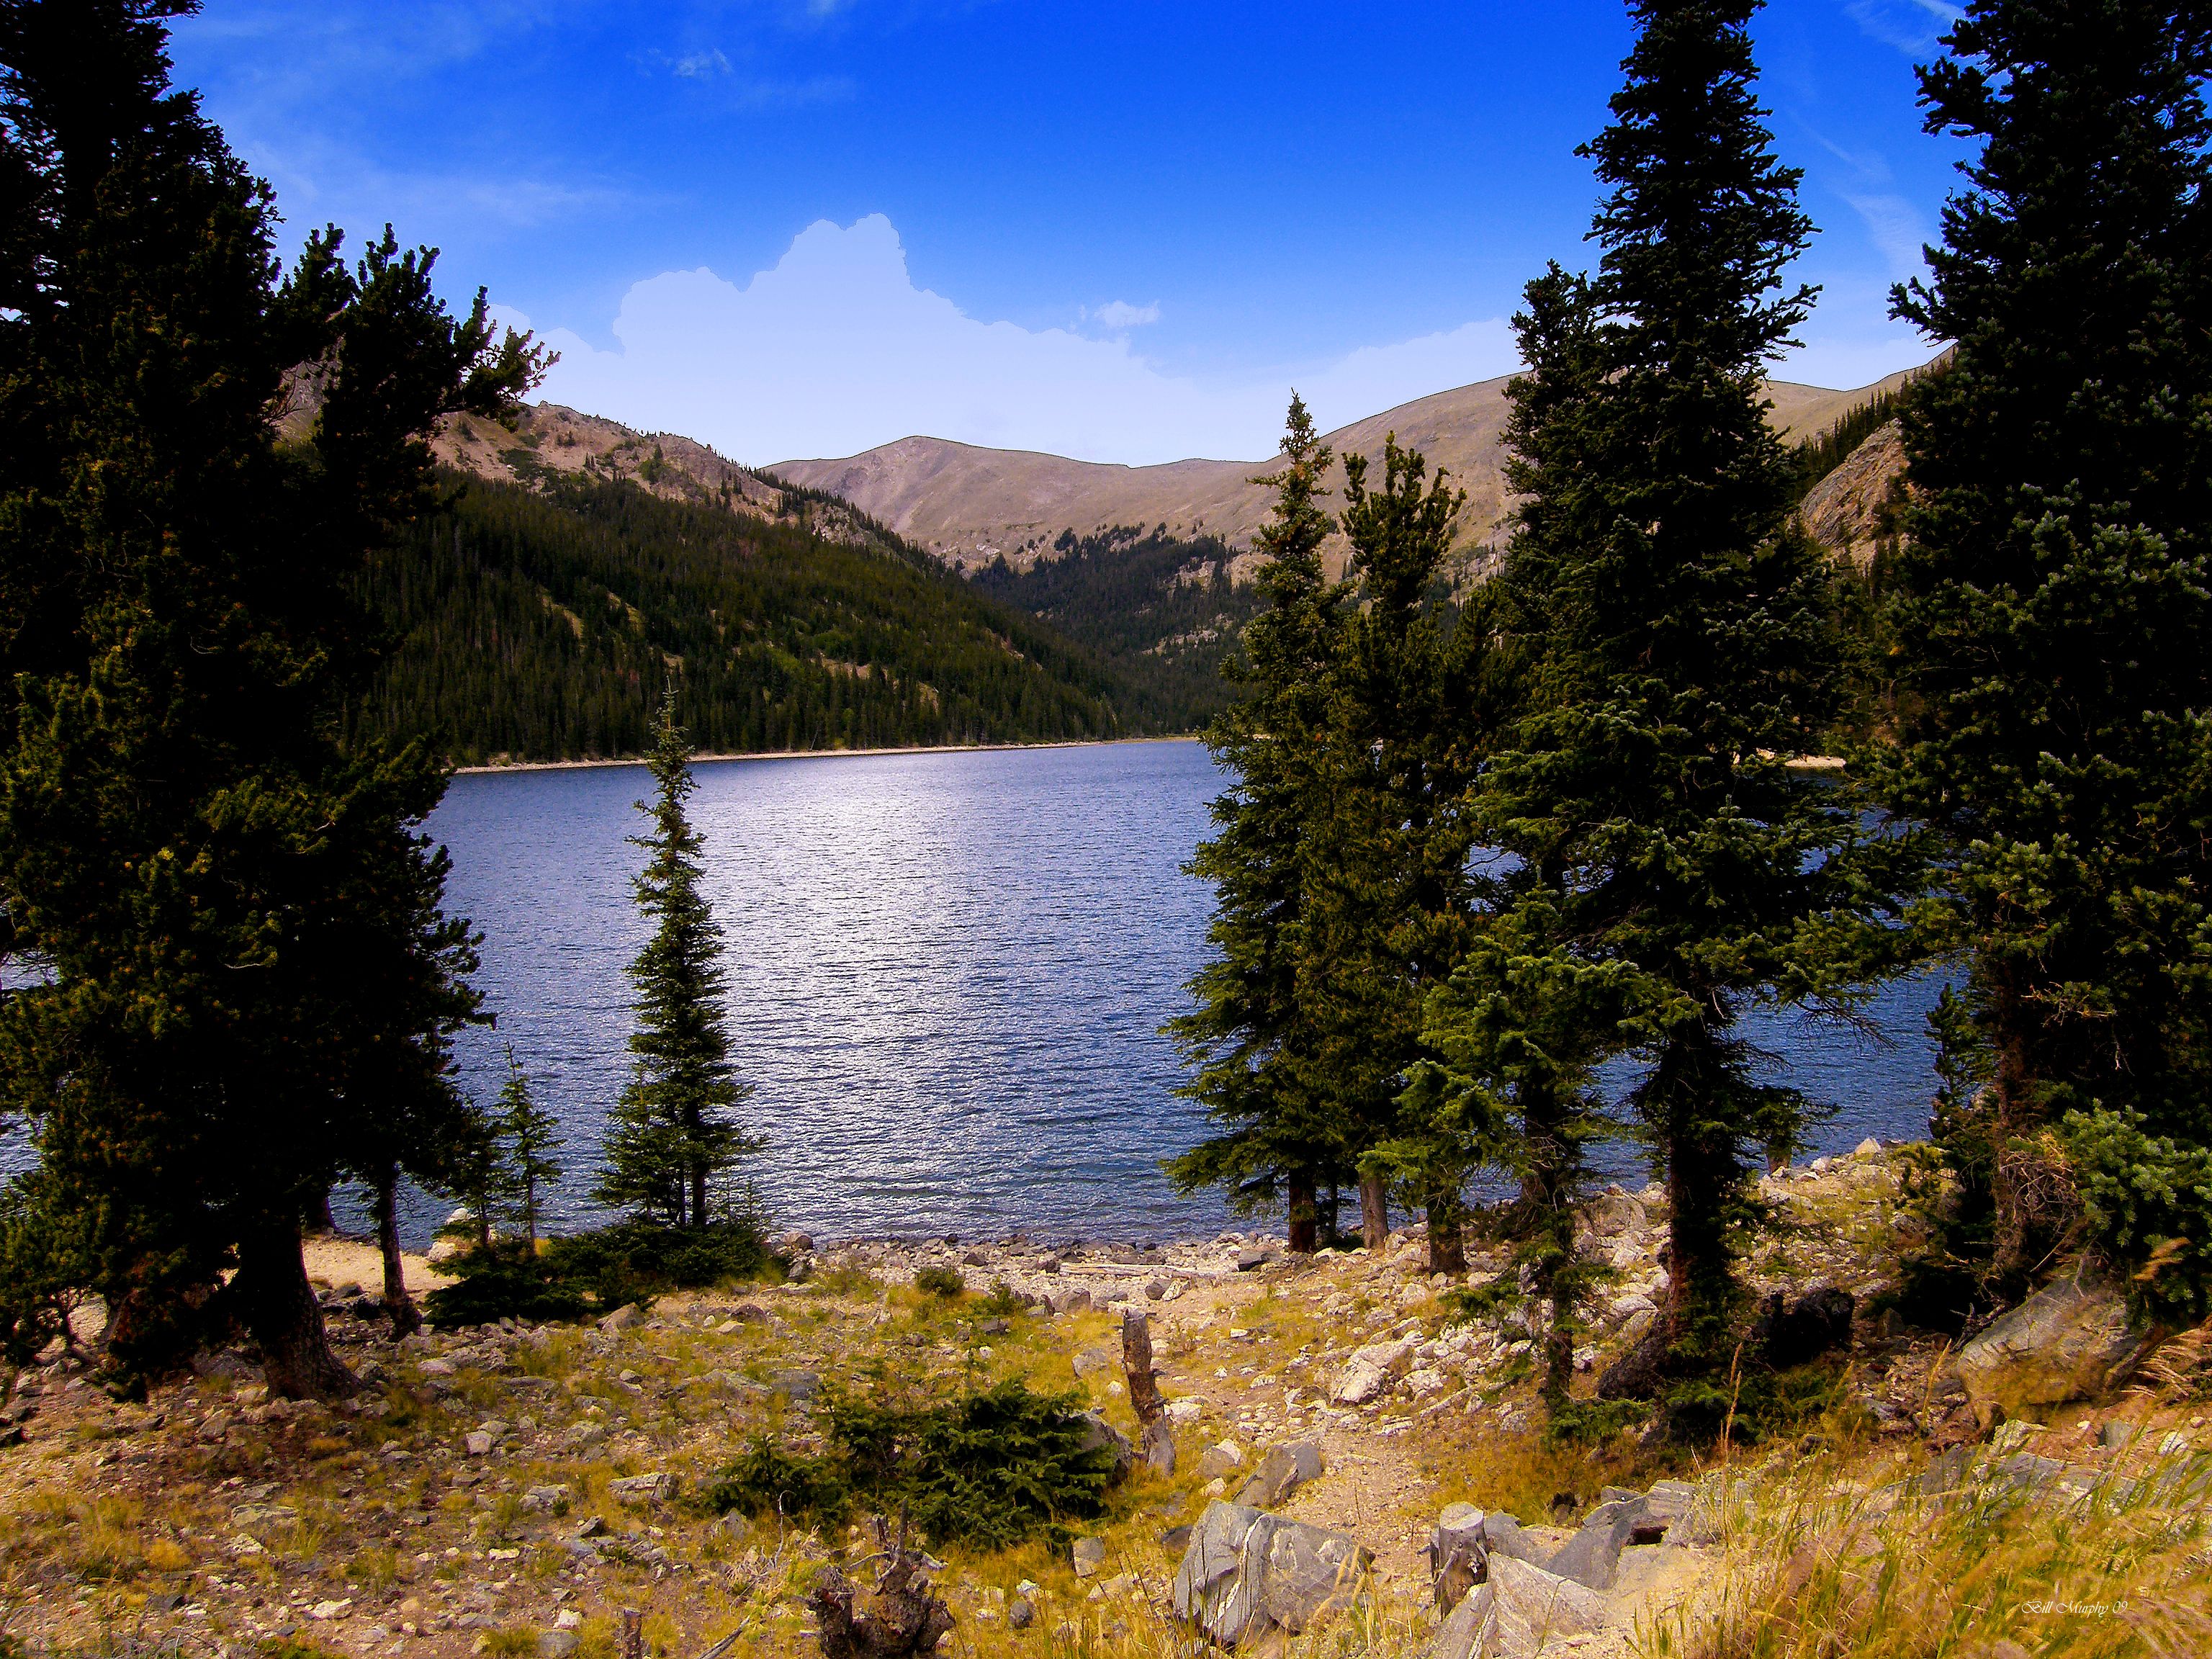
[452,732,1202,776]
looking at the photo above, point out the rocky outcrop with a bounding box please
[1800,419,1906,567]
[1171,1501,1371,1650]
[1955,1271,2157,1426]
[1428,1555,1606,1659]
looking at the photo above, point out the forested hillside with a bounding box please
[968,525,1266,731]
[348,471,1128,763]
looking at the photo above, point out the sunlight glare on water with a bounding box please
[390,738,1953,1246]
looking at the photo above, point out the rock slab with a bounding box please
[1956,1272,2154,1426]
[1234,1441,1323,1509]
[1172,1500,1371,1650]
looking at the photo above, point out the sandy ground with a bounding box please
[300,1236,454,1295]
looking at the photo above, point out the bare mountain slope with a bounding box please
[771,362,1930,572]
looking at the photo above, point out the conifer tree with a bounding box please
[1881,1,2212,1313]
[1166,398,1349,1251]
[1480,0,1910,1399]
[494,1049,563,1251]
[0,1,541,1396]
[1293,439,1480,1268]
[597,691,758,1228]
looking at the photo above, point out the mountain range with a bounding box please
[766,363,1927,574]
[391,360,1924,761]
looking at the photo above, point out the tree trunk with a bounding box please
[373,1165,421,1340]
[1358,1170,1390,1252]
[1659,1036,1743,1371]
[691,1166,708,1231]
[1285,1173,1318,1255]
[233,1214,359,1401]
[1426,1187,1467,1274]
[306,1185,336,1234]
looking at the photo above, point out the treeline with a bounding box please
[968,524,1266,732]
[1174,0,2212,1444]
[351,472,1124,761]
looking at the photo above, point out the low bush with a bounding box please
[913,1265,965,1299]
[700,1379,1119,1550]
[423,1218,773,1327]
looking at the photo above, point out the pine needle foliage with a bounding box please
[701,1379,1120,1551]
[1165,397,1353,1247]
[0,2,541,1395]
[1295,438,1487,1265]
[1876,1,2212,1318]
[1476,0,1923,1386]
[595,691,760,1229]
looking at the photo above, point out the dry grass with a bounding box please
[1640,1447,2212,1659]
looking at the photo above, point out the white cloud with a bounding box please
[529,215,1521,464]
[1088,300,1160,329]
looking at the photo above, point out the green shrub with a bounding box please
[424,1218,770,1327]
[912,1265,964,1299]
[422,1245,590,1327]
[976,1280,1028,1316]
[700,1379,1118,1550]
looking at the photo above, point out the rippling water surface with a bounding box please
[390,739,1952,1246]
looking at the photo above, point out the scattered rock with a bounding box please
[1235,1249,1273,1273]
[1141,1417,1176,1476]
[1233,1440,1323,1509]
[1196,1440,1245,1480]
[1164,1398,1205,1426]
[1171,1500,1371,1650]
[1581,1188,1647,1238]
[770,1370,821,1402]
[598,1304,644,1334]
[608,1472,678,1506]
[1075,1411,1136,1482]
[538,1632,579,1659]
[461,1431,493,1457]
[1329,1338,1413,1406]
[1007,1597,1035,1630]
[1956,1271,2156,1427]
[1072,1537,1106,1578]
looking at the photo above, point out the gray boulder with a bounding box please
[1079,1411,1135,1478]
[1233,1441,1323,1509]
[1546,1492,1662,1591]
[1172,1500,1371,1650]
[1141,1416,1177,1476]
[1955,1270,2155,1427]
[1427,1555,1606,1659]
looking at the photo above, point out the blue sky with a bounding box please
[171,0,1968,465]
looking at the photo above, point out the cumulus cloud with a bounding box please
[529,215,1520,465]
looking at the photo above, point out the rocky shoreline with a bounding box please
[0,1139,2206,1659]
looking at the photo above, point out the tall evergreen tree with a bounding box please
[1881,1,2212,1313]
[1481,0,1910,1398]
[1293,439,1481,1267]
[597,691,759,1228]
[0,0,539,1395]
[1166,398,1349,1251]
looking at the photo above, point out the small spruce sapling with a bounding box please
[493,1048,562,1251]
